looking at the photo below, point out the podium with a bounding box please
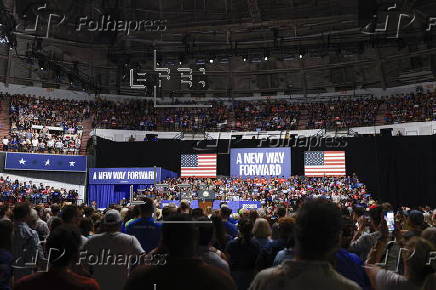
[197,190,215,213]
[199,201,213,212]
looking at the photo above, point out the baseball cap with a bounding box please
[103,209,122,225]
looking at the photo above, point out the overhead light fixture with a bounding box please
[299,54,303,59]
[243,57,247,62]
[209,58,214,63]
[264,56,268,61]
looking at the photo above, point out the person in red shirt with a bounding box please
[13,225,100,290]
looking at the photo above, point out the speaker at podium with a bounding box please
[197,190,216,201]
[197,190,215,212]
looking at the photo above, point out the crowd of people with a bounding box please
[91,92,436,132]
[383,93,436,124]
[0,90,434,155]
[0,175,435,290]
[1,93,90,155]
[2,130,81,155]
[9,94,90,131]
[0,176,79,204]
[306,98,383,129]
[137,175,369,214]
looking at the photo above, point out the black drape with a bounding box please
[95,135,436,208]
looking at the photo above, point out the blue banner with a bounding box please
[230,148,291,178]
[89,168,163,185]
[5,152,87,172]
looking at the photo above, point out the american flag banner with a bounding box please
[181,154,217,178]
[304,151,346,177]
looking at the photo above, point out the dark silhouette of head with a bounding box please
[295,199,342,260]
[138,198,155,218]
[45,225,82,268]
[161,214,198,258]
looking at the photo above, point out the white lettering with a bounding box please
[427,17,436,31]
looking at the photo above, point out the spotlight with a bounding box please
[299,54,303,59]
[264,56,268,61]
[179,61,182,65]
[209,58,214,63]
[243,57,247,62]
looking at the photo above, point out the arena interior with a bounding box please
[1,1,436,290]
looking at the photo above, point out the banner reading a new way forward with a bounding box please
[5,152,87,172]
[230,148,291,178]
[89,168,162,184]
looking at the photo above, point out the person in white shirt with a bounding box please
[81,210,145,290]
[47,138,55,152]
[2,136,9,151]
[55,140,63,153]
[31,138,39,152]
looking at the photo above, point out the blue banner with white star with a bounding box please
[5,152,87,172]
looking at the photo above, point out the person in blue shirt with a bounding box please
[126,198,162,253]
[336,215,371,290]
[220,206,238,238]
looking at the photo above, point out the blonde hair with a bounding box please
[252,218,272,238]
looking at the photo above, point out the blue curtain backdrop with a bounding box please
[88,185,126,208]
[88,184,152,208]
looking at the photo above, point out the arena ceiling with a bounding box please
[3,0,436,97]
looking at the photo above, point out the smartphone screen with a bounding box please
[386,211,395,231]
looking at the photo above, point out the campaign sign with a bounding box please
[213,201,240,213]
[5,152,87,172]
[230,148,291,178]
[239,201,262,210]
[212,201,262,212]
[160,200,199,209]
[89,168,161,185]
[160,200,180,208]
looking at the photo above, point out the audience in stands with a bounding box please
[2,93,89,155]
[0,176,79,204]
[0,90,434,155]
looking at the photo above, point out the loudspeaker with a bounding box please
[380,128,393,136]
